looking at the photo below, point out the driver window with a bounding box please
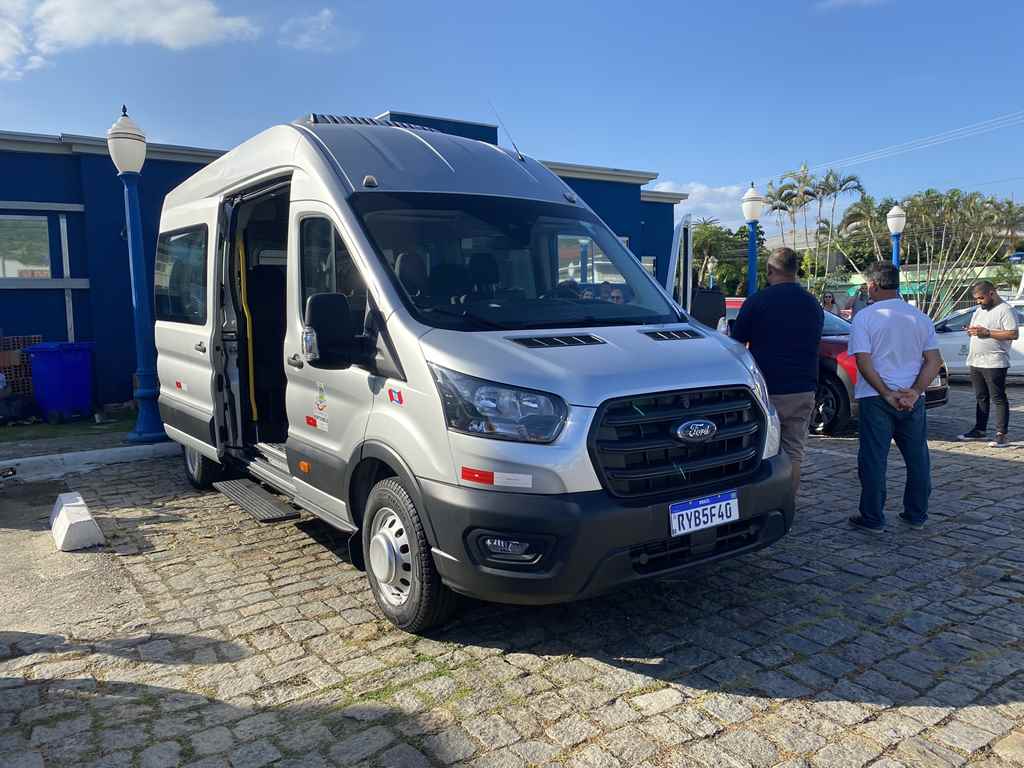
[300,217,367,326]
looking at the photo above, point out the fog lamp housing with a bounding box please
[468,529,555,568]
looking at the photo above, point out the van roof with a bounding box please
[163,116,576,210]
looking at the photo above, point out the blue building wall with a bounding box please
[1,125,677,407]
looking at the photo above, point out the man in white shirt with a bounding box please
[957,281,1019,448]
[847,263,943,532]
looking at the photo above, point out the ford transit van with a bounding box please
[155,114,794,633]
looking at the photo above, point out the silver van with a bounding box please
[154,114,793,633]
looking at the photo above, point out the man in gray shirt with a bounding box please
[958,281,1020,448]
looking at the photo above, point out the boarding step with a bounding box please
[213,478,300,524]
[256,442,289,473]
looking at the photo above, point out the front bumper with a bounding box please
[420,453,794,605]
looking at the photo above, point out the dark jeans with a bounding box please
[970,366,1009,435]
[858,396,931,527]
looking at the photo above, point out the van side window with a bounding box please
[300,218,367,324]
[155,226,208,325]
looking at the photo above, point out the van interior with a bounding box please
[232,187,291,448]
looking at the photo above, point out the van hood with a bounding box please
[418,324,758,407]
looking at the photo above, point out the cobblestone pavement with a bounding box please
[3,385,1024,768]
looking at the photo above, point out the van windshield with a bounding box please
[350,192,682,331]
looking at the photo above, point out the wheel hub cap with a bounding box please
[369,508,413,606]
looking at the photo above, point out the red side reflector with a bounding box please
[305,416,317,427]
[461,466,494,485]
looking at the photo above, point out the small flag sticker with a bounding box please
[388,389,404,406]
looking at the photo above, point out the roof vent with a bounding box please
[511,334,605,349]
[643,329,703,341]
[296,114,438,132]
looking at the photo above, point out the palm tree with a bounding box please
[820,170,863,275]
[839,194,884,263]
[782,164,817,258]
[763,182,790,247]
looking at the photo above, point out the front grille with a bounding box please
[511,334,605,348]
[589,386,765,499]
[630,518,761,574]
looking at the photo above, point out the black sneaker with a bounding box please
[848,515,885,533]
[958,429,987,441]
[899,512,925,530]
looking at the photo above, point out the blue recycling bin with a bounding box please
[25,342,96,423]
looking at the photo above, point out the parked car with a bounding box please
[721,298,949,434]
[154,115,795,633]
[934,300,1024,379]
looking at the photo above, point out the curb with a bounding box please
[0,442,180,483]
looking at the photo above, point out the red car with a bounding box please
[722,298,949,434]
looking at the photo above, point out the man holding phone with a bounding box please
[958,281,1019,448]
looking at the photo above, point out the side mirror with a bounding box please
[304,293,353,368]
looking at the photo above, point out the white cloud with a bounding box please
[1,0,259,79]
[652,181,747,228]
[280,8,357,53]
[815,0,887,10]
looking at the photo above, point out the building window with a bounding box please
[0,215,51,278]
[299,217,367,325]
[155,226,208,325]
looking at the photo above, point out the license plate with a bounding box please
[669,490,740,537]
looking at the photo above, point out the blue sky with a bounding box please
[2,0,1022,230]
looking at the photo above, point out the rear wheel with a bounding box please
[183,445,224,489]
[811,375,851,435]
[363,477,458,633]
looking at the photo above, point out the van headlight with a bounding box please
[747,357,771,411]
[429,364,568,443]
[763,405,781,459]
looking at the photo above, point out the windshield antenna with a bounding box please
[489,99,525,162]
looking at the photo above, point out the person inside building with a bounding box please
[958,280,1020,448]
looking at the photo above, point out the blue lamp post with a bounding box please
[107,107,167,443]
[741,183,765,296]
[887,204,906,268]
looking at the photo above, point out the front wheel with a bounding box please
[183,445,224,489]
[362,477,458,633]
[811,375,851,435]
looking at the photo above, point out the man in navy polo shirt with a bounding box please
[732,247,824,496]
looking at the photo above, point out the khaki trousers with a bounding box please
[770,391,816,496]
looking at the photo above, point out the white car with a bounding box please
[934,299,1024,378]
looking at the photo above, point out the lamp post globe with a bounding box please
[107,106,167,443]
[741,183,764,296]
[887,204,906,268]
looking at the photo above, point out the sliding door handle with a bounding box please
[287,354,304,369]
[194,341,207,353]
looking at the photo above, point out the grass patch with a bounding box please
[0,410,135,443]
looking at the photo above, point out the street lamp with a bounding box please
[107,106,167,443]
[887,204,906,269]
[741,183,764,296]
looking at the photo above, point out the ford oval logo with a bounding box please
[676,419,718,443]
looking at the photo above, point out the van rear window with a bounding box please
[155,226,208,325]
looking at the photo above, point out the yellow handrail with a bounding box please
[237,239,259,421]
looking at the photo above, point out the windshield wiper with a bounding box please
[425,306,510,330]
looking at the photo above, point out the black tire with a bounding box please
[811,375,851,435]
[182,444,224,490]
[362,477,458,634]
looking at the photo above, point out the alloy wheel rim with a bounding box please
[368,508,413,607]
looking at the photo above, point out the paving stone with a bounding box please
[893,737,967,768]
[377,743,432,768]
[228,739,281,768]
[546,714,599,748]
[423,727,478,764]
[568,744,620,768]
[632,687,685,715]
[716,729,778,768]
[510,740,560,765]
[930,719,996,753]
[809,736,880,768]
[330,726,397,765]
[1,752,45,768]
[191,726,234,757]
[993,732,1024,763]
[464,714,520,749]
[140,741,183,768]
[602,725,658,764]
